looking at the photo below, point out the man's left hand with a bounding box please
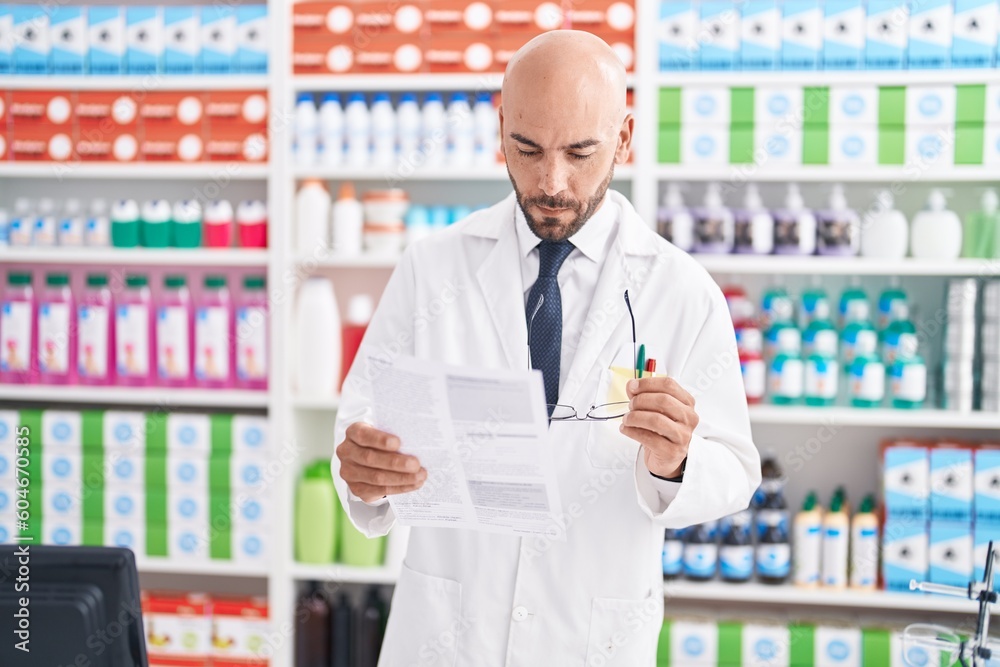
[621,377,698,479]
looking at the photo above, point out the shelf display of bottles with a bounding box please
[0,269,268,390]
[295,584,389,667]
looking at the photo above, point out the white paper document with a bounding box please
[370,354,563,535]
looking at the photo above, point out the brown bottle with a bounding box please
[294,583,330,667]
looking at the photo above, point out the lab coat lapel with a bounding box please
[474,202,528,370]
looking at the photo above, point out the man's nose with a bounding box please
[538,156,569,197]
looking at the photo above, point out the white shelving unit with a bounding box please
[136,558,270,578]
[290,563,400,585]
[0,248,270,267]
[0,385,269,409]
[0,75,270,91]
[653,164,1000,183]
[0,163,270,180]
[748,405,1000,429]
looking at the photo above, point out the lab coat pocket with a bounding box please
[379,562,463,667]
[584,368,639,469]
[584,592,661,666]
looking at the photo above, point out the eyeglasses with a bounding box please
[528,289,637,421]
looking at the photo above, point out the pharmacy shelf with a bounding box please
[748,405,1000,429]
[290,563,399,585]
[292,395,341,410]
[293,165,636,181]
[292,73,635,92]
[0,75,270,91]
[0,163,270,180]
[696,255,1000,277]
[663,581,981,614]
[0,385,269,409]
[137,558,269,578]
[655,69,1000,87]
[654,164,1000,183]
[0,248,270,267]
[297,254,398,269]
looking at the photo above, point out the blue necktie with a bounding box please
[527,240,574,413]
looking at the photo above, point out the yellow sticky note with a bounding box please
[606,366,660,405]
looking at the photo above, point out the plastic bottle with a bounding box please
[761,284,795,330]
[296,277,340,396]
[203,200,234,249]
[473,91,498,168]
[764,318,801,362]
[294,584,331,667]
[115,274,154,386]
[172,200,203,249]
[111,199,140,248]
[719,510,754,583]
[741,347,767,405]
[657,183,695,252]
[799,282,832,329]
[370,92,397,169]
[693,183,734,254]
[447,92,475,169]
[910,189,962,260]
[0,272,36,383]
[421,92,447,168]
[295,460,336,563]
[156,275,193,387]
[331,182,364,256]
[773,183,817,255]
[9,199,34,247]
[194,275,233,388]
[861,189,908,259]
[344,92,371,168]
[754,457,789,537]
[86,199,110,247]
[821,490,850,588]
[0,208,8,248]
[330,592,353,667]
[962,189,999,259]
[59,199,85,247]
[34,198,57,247]
[877,281,909,332]
[340,294,372,391]
[338,498,386,566]
[890,352,927,409]
[755,507,791,585]
[769,349,804,405]
[294,92,319,166]
[816,184,860,256]
[662,528,684,580]
[37,272,75,385]
[803,347,839,406]
[793,492,823,588]
[734,184,774,255]
[396,92,423,165]
[355,587,388,667]
[802,317,838,359]
[849,353,885,407]
[235,276,268,391]
[296,180,331,255]
[839,281,871,329]
[850,495,879,590]
[237,199,268,249]
[319,92,345,168]
[77,273,114,385]
[682,520,718,581]
[141,199,172,248]
[404,205,433,247]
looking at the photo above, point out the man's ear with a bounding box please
[615,113,634,165]
[498,105,506,158]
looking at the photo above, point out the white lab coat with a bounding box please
[332,190,760,667]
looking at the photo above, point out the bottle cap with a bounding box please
[703,182,724,209]
[475,91,493,103]
[38,198,55,214]
[322,92,341,104]
[304,459,333,481]
[125,275,148,288]
[744,184,764,210]
[829,494,843,513]
[173,199,203,224]
[8,272,31,286]
[165,275,187,289]
[204,275,227,289]
[46,273,70,287]
[90,199,108,216]
[348,92,366,104]
[449,92,469,104]
[400,92,418,103]
[296,92,314,104]
[86,274,108,288]
[425,92,443,103]
[347,294,374,325]
[982,189,998,215]
[244,276,266,290]
[14,198,31,213]
[64,198,82,216]
[785,183,804,210]
[338,182,357,200]
[927,188,948,211]
[829,184,848,211]
[373,92,391,103]
[859,495,875,514]
[802,491,817,511]
[663,183,685,209]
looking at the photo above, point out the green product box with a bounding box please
[954,123,985,165]
[730,125,755,164]
[803,87,830,127]
[140,220,171,248]
[956,85,987,125]
[878,127,906,165]
[717,621,742,665]
[658,127,681,164]
[862,628,891,666]
[659,87,682,125]
[730,87,755,125]
[789,623,815,667]
[802,126,829,165]
[144,456,168,490]
[657,620,671,666]
[879,87,906,128]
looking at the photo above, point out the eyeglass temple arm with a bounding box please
[527,293,545,369]
[623,290,636,380]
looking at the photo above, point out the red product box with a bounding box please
[292,36,346,74]
[354,0,425,39]
[351,33,424,73]
[139,92,206,132]
[9,91,75,131]
[211,596,269,665]
[424,32,493,72]
[494,0,565,33]
[144,592,212,666]
[74,91,140,162]
[0,92,8,161]
[140,127,205,162]
[10,126,75,162]
[205,127,268,162]
[566,0,636,35]
[292,1,356,39]
[425,0,493,34]
[205,91,268,132]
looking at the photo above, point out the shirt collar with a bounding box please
[514,193,619,264]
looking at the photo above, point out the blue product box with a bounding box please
[882,518,929,593]
[931,446,973,523]
[163,7,199,75]
[930,521,973,588]
[87,7,125,75]
[781,0,823,70]
[658,0,698,71]
[13,5,49,75]
[50,6,86,75]
[200,4,236,74]
[974,521,1000,588]
[699,1,739,70]
[908,0,954,68]
[883,444,930,521]
[823,0,865,69]
[975,447,1000,523]
[952,0,998,68]
[740,0,781,70]
[236,5,268,74]
[0,5,13,74]
[125,6,162,75]
[865,0,909,69]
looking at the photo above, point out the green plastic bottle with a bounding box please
[799,283,832,330]
[841,319,878,374]
[876,281,909,331]
[963,189,999,259]
[802,318,838,359]
[295,460,337,564]
[838,281,870,330]
[849,353,885,408]
[881,319,917,366]
[769,350,804,405]
[761,284,794,329]
[337,499,386,567]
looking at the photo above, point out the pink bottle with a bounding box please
[77,273,115,386]
[156,275,194,387]
[236,200,268,249]
[115,274,154,386]
[0,271,37,384]
[37,272,76,385]
[195,275,233,388]
[235,275,268,390]
[203,200,234,249]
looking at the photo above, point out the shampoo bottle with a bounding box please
[0,272,36,384]
[236,276,269,390]
[910,188,962,260]
[344,92,371,168]
[734,184,775,255]
[682,521,718,581]
[37,273,74,385]
[294,584,331,667]
[295,460,336,563]
[331,182,364,256]
[963,189,999,259]
[172,199,203,249]
[793,492,823,588]
[817,185,860,256]
[773,183,817,255]
[861,189,908,259]
[194,275,233,388]
[319,92,345,168]
[115,274,154,386]
[111,199,141,248]
[849,352,886,407]
[662,528,684,580]
[821,490,849,588]
[799,280,832,329]
[296,180,331,255]
[296,277,340,396]
[657,183,694,252]
[338,499,386,567]
[156,275,193,387]
[849,494,879,590]
[140,199,172,248]
[77,273,114,385]
[693,183,734,254]
[331,592,353,667]
[719,510,754,583]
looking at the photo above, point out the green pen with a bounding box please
[636,344,646,378]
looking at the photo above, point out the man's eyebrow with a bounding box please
[509,133,602,150]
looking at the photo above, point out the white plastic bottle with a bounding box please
[344,92,371,168]
[734,184,774,255]
[370,92,397,169]
[849,495,879,590]
[295,180,331,255]
[821,491,850,588]
[693,182,734,254]
[296,277,340,396]
[473,91,497,169]
[397,92,423,166]
[294,93,319,167]
[817,184,860,256]
[792,492,823,588]
[421,92,447,169]
[861,189,908,259]
[773,184,817,255]
[447,92,475,169]
[34,198,58,247]
[657,183,694,252]
[86,199,111,247]
[910,188,963,260]
[318,93,345,168]
[9,199,34,247]
[331,182,364,256]
[59,198,85,247]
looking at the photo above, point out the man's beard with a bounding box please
[509,161,616,242]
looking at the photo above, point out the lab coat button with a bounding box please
[511,606,528,621]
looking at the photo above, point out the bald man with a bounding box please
[333,31,760,666]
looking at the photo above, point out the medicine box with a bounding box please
[163,7,200,75]
[670,619,718,666]
[168,453,209,489]
[104,520,145,555]
[106,452,145,489]
[740,0,780,70]
[830,86,878,125]
[929,521,973,587]
[44,518,82,547]
[168,522,210,559]
[105,488,144,523]
[210,597,269,662]
[44,483,83,521]
[658,0,698,71]
[200,4,237,74]
[952,0,998,68]
[781,0,822,70]
[822,0,865,70]
[231,455,269,492]
[866,0,908,69]
[699,1,739,71]
[742,623,790,666]
[104,411,146,454]
[930,444,974,522]
[908,0,954,68]
[682,86,730,125]
[755,124,803,165]
[143,592,212,661]
[882,518,929,592]
[236,5,268,74]
[87,6,125,75]
[0,411,17,481]
[43,449,81,488]
[232,528,268,563]
[125,6,163,75]
[42,410,81,449]
[882,442,930,520]
[0,516,16,544]
[829,125,877,164]
[906,86,957,127]
[168,488,208,526]
[13,5,50,75]
[168,413,211,454]
[755,86,804,127]
[985,125,1000,166]
[50,6,86,75]
[815,625,862,667]
[681,125,729,165]
[0,5,12,74]
[232,415,269,455]
[974,447,1000,522]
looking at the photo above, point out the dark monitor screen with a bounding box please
[0,545,148,667]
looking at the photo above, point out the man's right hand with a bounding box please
[336,422,427,503]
